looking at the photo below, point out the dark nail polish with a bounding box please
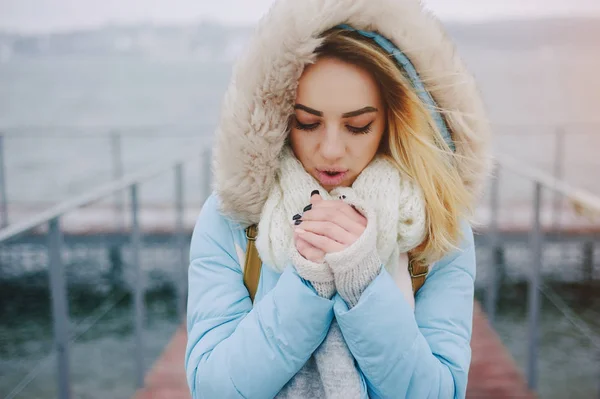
[292,213,301,220]
[303,204,312,212]
[294,219,303,225]
[311,190,320,197]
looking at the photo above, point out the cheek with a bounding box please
[289,129,302,151]
[355,125,385,158]
[350,136,378,161]
[289,129,312,160]
[372,120,387,152]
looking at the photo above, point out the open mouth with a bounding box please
[316,168,348,186]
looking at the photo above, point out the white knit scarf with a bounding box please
[256,148,427,303]
[255,148,427,398]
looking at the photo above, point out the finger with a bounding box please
[302,201,367,234]
[311,200,366,226]
[297,220,356,245]
[293,191,322,218]
[300,208,364,237]
[298,241,325,263]
[294,192,321,216]
[294,231,325,263]
[339,203,368,227]
[309,190,323,205]
[296,228,345,253]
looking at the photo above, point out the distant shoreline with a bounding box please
[1,16,598,60]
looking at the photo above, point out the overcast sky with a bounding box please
[2,0,600,34]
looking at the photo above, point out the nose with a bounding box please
[319,126,345,161]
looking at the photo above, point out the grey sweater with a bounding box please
[276,233,383,398]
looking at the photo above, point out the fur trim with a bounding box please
[213,0,492,225]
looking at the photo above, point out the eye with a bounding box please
[295,121,321,131]
[346,122,373,135]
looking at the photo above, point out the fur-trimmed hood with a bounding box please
[213,0,492,225]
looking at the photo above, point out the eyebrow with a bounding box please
[294,104,378,118]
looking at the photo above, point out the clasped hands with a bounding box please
[293,190,367,263]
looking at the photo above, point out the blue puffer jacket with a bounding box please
[185,194,476,399]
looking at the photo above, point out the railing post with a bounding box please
[597,351,600,399]
[202,147,212,203]
[0,133,8,228]
[175,164,187,322]
[527,182,543,391]
[48,217,72,399]
[112,132,125,230]
[485,163,500,326]
[130,184,145,388]
[581,240,594,307]
[582,241,594,282]
[552,127,565,229]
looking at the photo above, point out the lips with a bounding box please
[316,168,348,187]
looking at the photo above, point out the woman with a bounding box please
[185,0,491,398]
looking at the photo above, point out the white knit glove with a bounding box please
[290,246,336,299]
[324,199,382,307]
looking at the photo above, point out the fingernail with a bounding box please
[292,213,301,220]
[303,204,312,212]
[311,190,320,197]
[294,219,303,225]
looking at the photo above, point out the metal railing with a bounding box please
[485,152,600,393]
[490,125,599,228]
[0,143,212,399]
[0,134,8,228]
[0,128,208,228]
[1,125,596,228]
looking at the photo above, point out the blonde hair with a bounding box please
[315,28,473,265]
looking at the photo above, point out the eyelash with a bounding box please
[295,121,373,135]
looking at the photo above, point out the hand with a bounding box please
[294,192,367,255]
[294,229,326,263]
[293,192,326,263]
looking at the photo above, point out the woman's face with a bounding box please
[289,57,386,191]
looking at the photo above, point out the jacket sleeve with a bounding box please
[333,221,476,399]
[185,194,335,399]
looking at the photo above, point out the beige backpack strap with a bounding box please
[243,225,426,300]
[409,259,429,295]
[243,225,262,303]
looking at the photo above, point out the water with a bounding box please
[474,240,600,398]
[0,240,183,399]
[0,300,180,399]
[0,55,231,213]
[487,289,599,399]
[0,56,230,128]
